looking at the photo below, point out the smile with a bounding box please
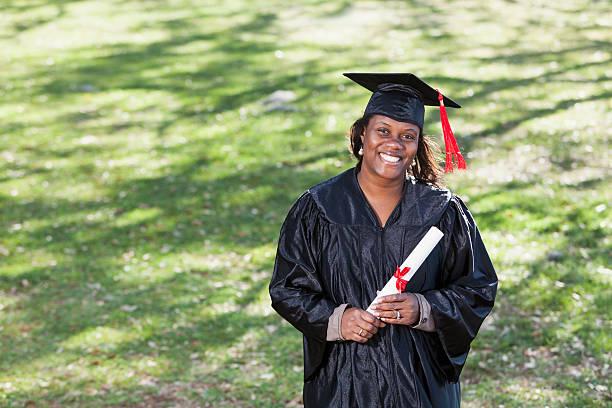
[379,152,401,164]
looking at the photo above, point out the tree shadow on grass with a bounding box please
[0,0,80,35]
[2,0,611,405]
[0,141,347,375]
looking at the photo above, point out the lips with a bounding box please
[379,152,402,164]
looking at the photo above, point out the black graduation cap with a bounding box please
[343,72,466,172]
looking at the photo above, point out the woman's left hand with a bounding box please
[370,293,419,325]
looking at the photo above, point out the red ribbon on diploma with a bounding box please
[394,265,411,292]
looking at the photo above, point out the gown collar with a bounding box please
[308,167,451,227]
[351,167,407,228]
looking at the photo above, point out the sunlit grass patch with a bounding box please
[1,0,610,407]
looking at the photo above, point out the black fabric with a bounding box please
[364,86,426,129]
[376,83,424,100]
[343,72,461,130]
[269,168,497,408]
[343,72,461,107]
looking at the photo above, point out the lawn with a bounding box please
[0,0,610,407]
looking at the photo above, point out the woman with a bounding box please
[269,73,497,407]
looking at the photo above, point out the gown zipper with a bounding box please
[379,226,399,407]
[353,172,407,406]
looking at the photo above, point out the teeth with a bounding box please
[380,153,400,163]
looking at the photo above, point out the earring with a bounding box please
[358,147,363,156]
[411,159,416,166]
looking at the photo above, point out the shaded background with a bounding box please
[1,0,610,406]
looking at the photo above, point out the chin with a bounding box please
[374,165,406,180]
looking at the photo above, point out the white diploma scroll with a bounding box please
[366,226,444,314]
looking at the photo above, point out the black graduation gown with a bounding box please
[269,168,497,408]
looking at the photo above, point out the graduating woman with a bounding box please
[269,73,498,407]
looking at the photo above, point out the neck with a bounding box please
[356,166,405,198]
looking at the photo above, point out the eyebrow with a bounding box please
[376,121,418,133]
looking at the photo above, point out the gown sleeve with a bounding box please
[269,192,338,379]
[423,195,498,382]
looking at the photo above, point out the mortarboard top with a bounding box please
[343,72,466,172]
[343,73,461,108]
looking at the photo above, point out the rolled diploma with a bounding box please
[366,226,444,314]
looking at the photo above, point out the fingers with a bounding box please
[371,293,416,311]
[341,308,371,342]
[370,293,420,325]
[360,321,378,335]
[356,311,380,335]
[354,321,384,342]
[348,322,373,343]
[370,305,403,321]
[373,293,409,304]
[361,309,386,328]
[371,302,397,311]
[341,308,387,343]
[353,332,368,343]
[371,309,400,320]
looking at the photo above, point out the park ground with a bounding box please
[0,0,610,406]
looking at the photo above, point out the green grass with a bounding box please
[1,0,610,406]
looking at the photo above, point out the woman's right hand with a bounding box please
[341,307,386,343]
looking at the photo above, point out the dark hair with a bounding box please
[348,114,444,187]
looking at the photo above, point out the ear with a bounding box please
[360,129,365,146]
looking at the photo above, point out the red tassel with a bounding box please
[437,90,466,172]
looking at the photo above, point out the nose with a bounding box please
[385,134,403,149]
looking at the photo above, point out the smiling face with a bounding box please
[360,114,420,182]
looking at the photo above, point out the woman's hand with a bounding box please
[370,293,419,325]
[341,307,386,343]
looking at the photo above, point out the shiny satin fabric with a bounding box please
[269,168,497,407]
[364,88,425,128]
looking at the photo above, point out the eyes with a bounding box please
[376,127,417,141]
